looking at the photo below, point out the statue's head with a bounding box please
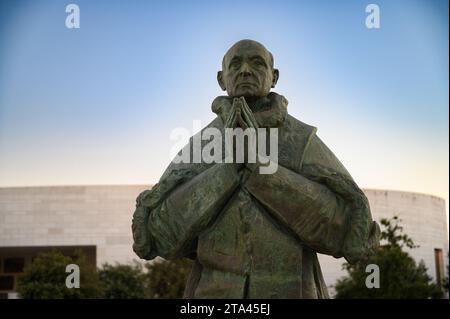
[218,39,279,100]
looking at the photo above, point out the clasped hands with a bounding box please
[224,96,259,130]
[223,96,260,175]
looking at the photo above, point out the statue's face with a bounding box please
[218,41,279,99]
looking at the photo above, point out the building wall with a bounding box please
[0,185,148,267]
[318,189,449,295]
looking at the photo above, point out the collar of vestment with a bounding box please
[211,92,288,128]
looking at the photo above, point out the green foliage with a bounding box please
[380,216,417,249]
[334,216,443,299]
[98,258,193,299]
[98,262,147,299]
[17,249,100,299]
[16,250,193,299]
[144,258,193,299]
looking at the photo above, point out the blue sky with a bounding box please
[0,0,448,211]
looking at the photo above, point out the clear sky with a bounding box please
[0,0,448,213]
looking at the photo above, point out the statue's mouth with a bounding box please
[237,82,257,87]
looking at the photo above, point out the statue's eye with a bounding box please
[230,61,240,69]
[253,59,266,67]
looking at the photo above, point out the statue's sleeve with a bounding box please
[134,163,240,260]
[244,134,380,264]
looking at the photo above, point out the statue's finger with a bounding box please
[225,108,236,128]
[241,102,259,129]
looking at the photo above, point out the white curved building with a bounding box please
[0,186,448,298]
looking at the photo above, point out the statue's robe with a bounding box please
[132,92,380,299]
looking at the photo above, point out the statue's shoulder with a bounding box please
[288,115,352,179]
[277,115,317,172]
[205,116,224,130]
[159,117,221,181]
[283,114,317,139]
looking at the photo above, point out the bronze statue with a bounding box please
[132,39,380,298]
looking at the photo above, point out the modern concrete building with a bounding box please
[0,186,448,298]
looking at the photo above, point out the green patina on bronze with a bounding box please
[132,40,381,299]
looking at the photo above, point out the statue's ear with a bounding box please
[217,71,226,91]
[271,69,279,88]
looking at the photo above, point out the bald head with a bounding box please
[222,40,274,70]
[218,39,279,99]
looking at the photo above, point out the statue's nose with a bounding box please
[239,62,252,76]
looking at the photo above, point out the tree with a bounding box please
[98,262,146,299]
[144,258,193,298]
[16,251,196,299]
[334,216,443,299]
[17,249,100,299]
[98,258,193,299]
